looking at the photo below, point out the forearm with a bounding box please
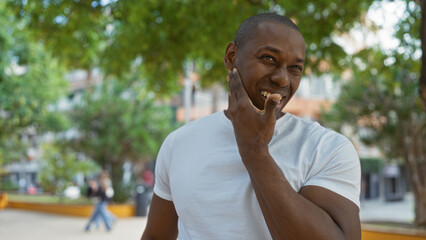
[251,179,289,240]
[242,148,345,240]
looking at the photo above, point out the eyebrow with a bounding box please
[256,45,305,64]
[257,46,282,54]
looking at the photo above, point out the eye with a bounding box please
[290,65,303,72]
[260,55,276,63]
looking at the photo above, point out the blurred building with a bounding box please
[175,74,337,122]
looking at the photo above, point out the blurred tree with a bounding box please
[0,137,28,167]
[102,0,373,91]
[322,47,426,225]
[322,0,426,226]
[7,0,109,86]
[0,1,68,166]
[67,74,175,202]
[8,0,372,93]
[39,143,100,199]
[390,0,426,109]
[417,0,426,110]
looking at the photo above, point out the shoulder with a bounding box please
[277,114,357,166]
[281,114,349,146]
[166,111,227,143]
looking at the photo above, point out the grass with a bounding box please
[7,193,93,205]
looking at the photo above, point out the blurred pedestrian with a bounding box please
[84,171,116,232]
[142,168,154,189]
[84,179,100,229]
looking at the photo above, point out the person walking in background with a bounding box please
[85,179,101,229]
[142,168,154,189]
[84,171,116,232]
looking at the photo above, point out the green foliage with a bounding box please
[102,0,373,90]
[0,1,69,158]
[322,46,425,160]
[0,181,19,191]
[66,73,176,201]
[322,1,424,162]
[7,0,109,70]
[360,158,383,174]
[0,136,29,166]
[112,180,136,203]
[67,73,175,202]
[68,74,175,167]
[38,111,71,133]
[39,143,101,195]
[321,2,423,155]
[8,0,373,94]
[393,0,421,60]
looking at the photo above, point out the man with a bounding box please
[142,13,361,240]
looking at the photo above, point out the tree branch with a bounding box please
[244,0,263,6]
[414,0,422,7]
[410,121,424,191]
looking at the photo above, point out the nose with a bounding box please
[270,67,290,88]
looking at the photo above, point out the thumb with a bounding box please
[264,93,282,118]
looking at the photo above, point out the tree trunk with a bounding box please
[402,119,426,227]
[420,0,426,111]
[110,160,123,186]
[415,190,426,226]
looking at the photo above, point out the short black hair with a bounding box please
[234,13,300,49]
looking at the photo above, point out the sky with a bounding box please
[367,0,407,49]
[335,0,409,54]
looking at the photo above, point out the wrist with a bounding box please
[238,144,270,162]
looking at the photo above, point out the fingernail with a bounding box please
[271,94,282,103]
[233,68,237,73]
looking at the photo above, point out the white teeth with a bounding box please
[261,91,284,103]
[261,91,281,99]
[261,91,270,98]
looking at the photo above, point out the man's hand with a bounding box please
[226,68,281,156]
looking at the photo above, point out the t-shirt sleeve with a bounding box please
[153,133,174,201]
[304,141,361,208]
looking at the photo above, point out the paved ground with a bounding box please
[360,193,414,223]
[0,193,415,240]
[0,209,147,240]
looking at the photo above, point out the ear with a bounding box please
[224,42,237,73]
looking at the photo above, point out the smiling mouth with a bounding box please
[261,90,285,105]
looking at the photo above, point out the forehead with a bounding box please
[240,21,305,57]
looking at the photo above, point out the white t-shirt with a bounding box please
[154,111,360,240]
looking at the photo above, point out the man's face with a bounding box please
[228,21,306,117]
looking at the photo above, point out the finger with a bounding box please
[263,93,281,119]
[228,68,263,114]
[228,68,248,107]
[227,72,234,114]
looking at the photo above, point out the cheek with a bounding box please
[292,79,301,90]
[236,64,256,92]
[289,78,302,97]
[242,70,262,97]
[239,72,252,95]
[244,62,264,81]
